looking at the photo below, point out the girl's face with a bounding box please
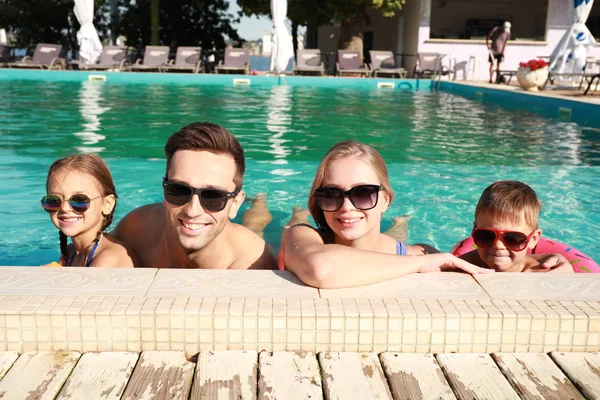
[46,169,114,239]
[320,156,389,244]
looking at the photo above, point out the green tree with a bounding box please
[237,0,333,55]
[237,0,404,52]
[117,0,241,51]
[333,0,404,51]
[0,0,111,54]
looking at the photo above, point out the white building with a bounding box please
[316,0,600,79]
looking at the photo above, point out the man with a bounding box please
[486,21,511,83]
[113,122,277,269]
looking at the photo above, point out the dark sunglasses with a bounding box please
[472,227,535,251]
[315,184,382,212]
[40,194,102,214]
[162,179,239,212]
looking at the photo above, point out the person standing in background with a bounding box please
[486,21,511,83]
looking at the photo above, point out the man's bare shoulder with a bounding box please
[112,203,165,244]
[229,223,277,270]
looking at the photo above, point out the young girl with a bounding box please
[280,140,490,288]
[41,154,134,267]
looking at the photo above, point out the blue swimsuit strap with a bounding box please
[67,233,103,267]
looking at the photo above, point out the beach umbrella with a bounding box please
[549,0,596,75]
[73,0,103,66]
[269,0,294,73]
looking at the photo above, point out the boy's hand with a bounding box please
[530,253,573,273]
[419,253,493,275]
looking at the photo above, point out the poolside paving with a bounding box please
[0,349,597,399]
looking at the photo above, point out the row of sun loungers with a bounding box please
[1,45,250,74]
[1,44,406,78]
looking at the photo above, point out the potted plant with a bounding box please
[516,59,549,91]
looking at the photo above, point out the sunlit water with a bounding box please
[1,80,599,266]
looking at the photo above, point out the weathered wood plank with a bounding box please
[192,350,258,400]
[492,353,584,400]
[380,353,456,400]
[550,352,600,399]
[258,351,323,400]
[0,351,80,400]
[57,352,139,400]
[319,352,393,400]
[0,352,19,381]
[436,353,520,400]
[121,351,195,400]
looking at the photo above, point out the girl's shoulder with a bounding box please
[92,234,135,267]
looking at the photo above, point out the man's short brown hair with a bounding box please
[165,122,245,190]
[475,181,542,229]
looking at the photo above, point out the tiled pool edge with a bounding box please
[0,69,434,90]
[0,268,597,354]
[440,80,600,128]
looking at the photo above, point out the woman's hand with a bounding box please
[418,253,493,275]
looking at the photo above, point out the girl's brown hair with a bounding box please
[308,140,393,241]
[46,154,117,262]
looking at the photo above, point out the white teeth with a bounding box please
[340,218,361,224]
[182,221,206,230]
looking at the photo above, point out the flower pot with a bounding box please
[516,66,549,92]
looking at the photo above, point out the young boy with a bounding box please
[460,180,573,273]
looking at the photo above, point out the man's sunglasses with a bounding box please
[315,184,382,212]
[40,194,102,214]
[472,227,535,251]
[162,179,239,212]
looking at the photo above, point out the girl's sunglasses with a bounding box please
[315,184,382,212]
[40,194,102,214]
[162,179,239,212]
[472,227,535,251]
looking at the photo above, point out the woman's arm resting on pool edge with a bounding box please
[281,225,491,289]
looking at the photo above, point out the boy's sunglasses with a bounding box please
[315,184,382,212]
[40,194,102,214]
[162,179,239,212]
[472,227,535,251]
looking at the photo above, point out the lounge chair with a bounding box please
[77,46,127,71]
[337,50,371,77]
[414,53,453,79]
[369,50,407,78]
[293,49,325,76]
[160,47,203,74]
[128,46,169,72]
[215,48,250,74]
[584,74,600,95]
[6,43,65,70]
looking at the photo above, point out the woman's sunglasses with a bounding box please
[162,179,239,212]
[315,184,382,212]
[472,227,535,251]
[40,194,102,214]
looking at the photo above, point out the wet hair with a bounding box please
[164,122,245,190]
[475,180,541,229]
[308,140,393,241]
[45,154,117,262]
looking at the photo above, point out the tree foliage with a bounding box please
[116,0,241,50]
[0,0,240,54]
[237,0,404,51]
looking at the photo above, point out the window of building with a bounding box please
[430,0,549,41]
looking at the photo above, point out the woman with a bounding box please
[279,140,490,288]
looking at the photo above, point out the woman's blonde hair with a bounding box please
[308,140,393,240]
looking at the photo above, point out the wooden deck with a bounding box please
[0,350,597,399]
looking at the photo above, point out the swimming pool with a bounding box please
[1,75,599,265]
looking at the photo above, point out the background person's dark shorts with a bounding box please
[489,53,504,63]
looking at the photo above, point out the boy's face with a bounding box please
[474,211,541,272]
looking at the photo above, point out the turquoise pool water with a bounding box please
[1,79,599,265]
